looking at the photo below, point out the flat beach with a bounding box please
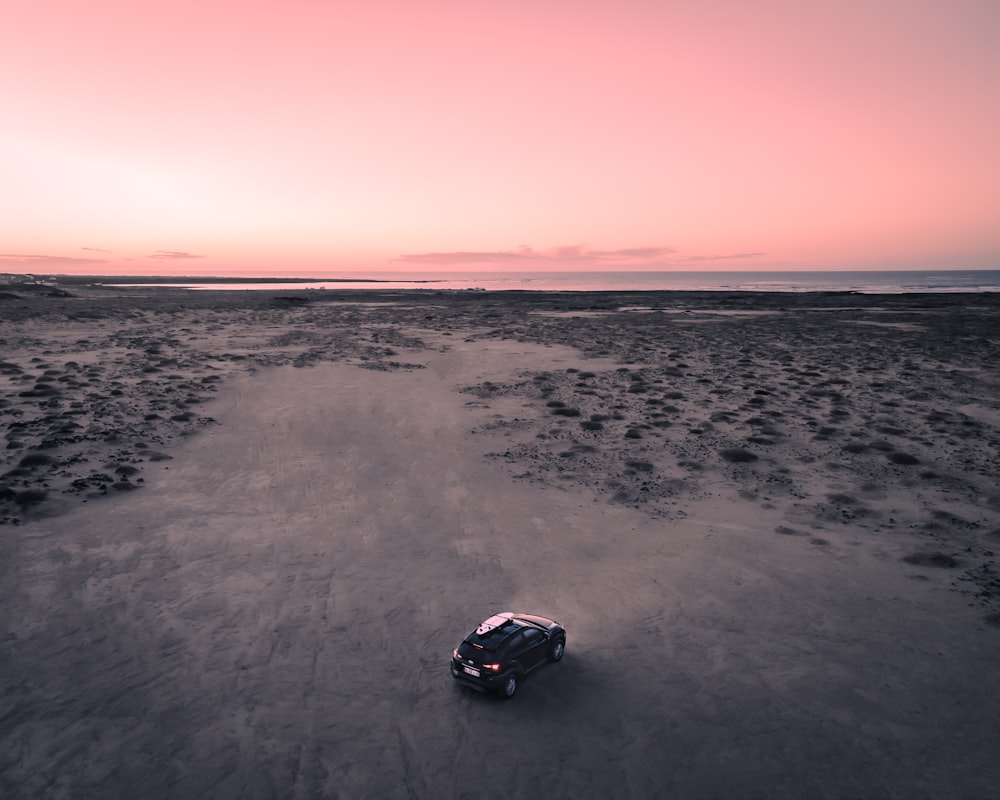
[2,282,999,798]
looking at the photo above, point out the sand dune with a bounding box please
[2,283,999,797]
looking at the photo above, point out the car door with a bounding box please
[519,627,548,671]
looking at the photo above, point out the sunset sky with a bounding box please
[3,0,999,276]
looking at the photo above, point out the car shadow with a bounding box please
[454,652,604,713]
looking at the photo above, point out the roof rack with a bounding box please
[476,614,511,635]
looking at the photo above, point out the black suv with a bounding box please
[450,612,566,698]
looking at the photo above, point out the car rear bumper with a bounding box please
[450,662,505,693]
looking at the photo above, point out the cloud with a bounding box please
[396,250,527,264]
[677,252,765,262]
[395,246,765,268]
[0,253,109,267]
[548,245,587,260]
[81,247,112,253]
[147,250,205,260]
[581,247,677,260]
[396,245,676,266]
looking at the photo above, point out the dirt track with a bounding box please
[3,333,999,798]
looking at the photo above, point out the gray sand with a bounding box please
[2,284,999,798]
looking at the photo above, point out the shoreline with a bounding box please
[5,268,1000,295]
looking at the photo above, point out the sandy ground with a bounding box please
[2,283,1000,798]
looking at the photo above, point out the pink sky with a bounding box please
[3,0,999,276]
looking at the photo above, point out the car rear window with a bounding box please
[458,641,494,659]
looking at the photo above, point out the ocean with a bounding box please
[114,269,1000,293]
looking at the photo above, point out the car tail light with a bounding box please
[484,663,501,672]
[453,649,461,659]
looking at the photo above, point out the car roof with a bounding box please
[465,612,552,649]
[475,613,513,635]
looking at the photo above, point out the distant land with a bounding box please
[1,274,413,286]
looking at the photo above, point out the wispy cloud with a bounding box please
[676,252,765,262]
[81,246,112,253]
[395,246,766,267]
[0,253,109,267]
[397,250,527,265]
[147,250,205,260]
[596,247,676,259]
[396,246,676,266]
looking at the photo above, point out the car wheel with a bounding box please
[550,637,565,662]
[500,673,517,699]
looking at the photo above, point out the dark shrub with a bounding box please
[14,489,47,506]
[19,384,61,398]
[902,552,958,568]
[18,452,56,468]
[720,448,758,463]
[827,493,858,505]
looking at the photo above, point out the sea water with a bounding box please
[113,269,1000,293]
